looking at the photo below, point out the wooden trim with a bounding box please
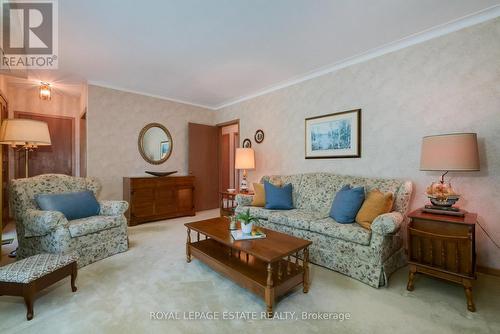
[216,119,240,127]
[477,265,500,277]
[14,111,76,176]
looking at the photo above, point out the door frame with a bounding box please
[14,111,76,177]
[216,119,240,192]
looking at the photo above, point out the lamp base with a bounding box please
[422,205,466,217]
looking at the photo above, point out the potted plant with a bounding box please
[236,209,259,235]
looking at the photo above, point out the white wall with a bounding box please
[215,18,500,269]
[87,85,215,200]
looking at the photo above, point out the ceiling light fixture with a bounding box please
[39,82,51,100]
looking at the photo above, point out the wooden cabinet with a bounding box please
[407,209,477,312]
[123,176,195,226]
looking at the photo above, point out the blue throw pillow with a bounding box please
[330,184,365,224]
[35,190,100,221]
[264,181,293,210]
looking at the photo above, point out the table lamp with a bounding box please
[420,133,479,215]
[235,148,255,193]
[0,119,51,178]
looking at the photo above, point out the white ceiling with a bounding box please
[46,1,500,108]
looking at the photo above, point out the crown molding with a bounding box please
[87,81,217,110]
[213,5,500,110]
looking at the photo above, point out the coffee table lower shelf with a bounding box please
[188,239,307,317]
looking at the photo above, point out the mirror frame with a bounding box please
[138,123,173,165]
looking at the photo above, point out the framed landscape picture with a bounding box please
[305,109,361,159]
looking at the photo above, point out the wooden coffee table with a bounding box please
[185,217,312,317]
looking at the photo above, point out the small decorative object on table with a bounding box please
[144,170,178,177]
[236,208,259,235]
[229,215,237,230]
[231,228,266,240]
[420,133,480,216]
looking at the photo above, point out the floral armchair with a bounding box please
[10,174,129,267]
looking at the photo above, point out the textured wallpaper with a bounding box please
[87,85,214,200]
[215,18,500,269]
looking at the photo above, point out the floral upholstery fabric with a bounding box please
[309,218,372,246]
[10,174,129,268]
[0,253,78,284]
[24,209,68,237]
[68,215,122,238]
[371,212,403,235]
[236,172,413,288]
[268,210,327,230]
[99,200,129,216]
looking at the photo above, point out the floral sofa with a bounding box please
[10,174,129,267]
[236,172,413,288]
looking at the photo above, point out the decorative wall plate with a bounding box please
[254,129,264,143]
[242,138,252,148]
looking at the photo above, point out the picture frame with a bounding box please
[242,138,252,148]
[254,129,264,143]
[305,109,361,159]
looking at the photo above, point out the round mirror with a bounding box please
[138,123,173,164]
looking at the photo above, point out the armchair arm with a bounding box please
[235,194,254,206]
[24,209,69,237]
[371,212,403,235]
[99,200,129,216]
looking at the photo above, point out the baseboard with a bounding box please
[477,265,500,277]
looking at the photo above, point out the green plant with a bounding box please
[236,209,259,226]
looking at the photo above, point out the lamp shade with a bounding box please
[0,119,51,145]
[235,148,255,170]
[420,133,479,171]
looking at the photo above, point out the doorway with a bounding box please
[187,120,240,212]
[218,121,239,192]
[14,112,75,178]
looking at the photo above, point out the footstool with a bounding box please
[0,253,78,320]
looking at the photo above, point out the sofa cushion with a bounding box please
[309,217,372,246]
[330,185,365,223]
[269,210,326,230]
[35,190,100,220]
[356,190,394,229]
[251,183,265,207]
[260,174,303,208]
[264,181,293,210]
[68,215,121,238]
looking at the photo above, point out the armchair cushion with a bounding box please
[35,190,100,220]
[68,215,122,238]
[371,212,403,235]
[99,200,129,216]
[24,209,68,237]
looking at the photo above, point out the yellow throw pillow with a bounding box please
[251,183,265,207]
[356,190,394,229]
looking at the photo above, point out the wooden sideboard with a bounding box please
[123,176,195,226]
[407,209,477,312]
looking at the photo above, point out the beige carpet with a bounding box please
[1,209,499,334]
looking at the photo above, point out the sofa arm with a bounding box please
[371,212,403,235]
[235,194,254,206]
[99,200,129,216]
[24,209,69,237]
